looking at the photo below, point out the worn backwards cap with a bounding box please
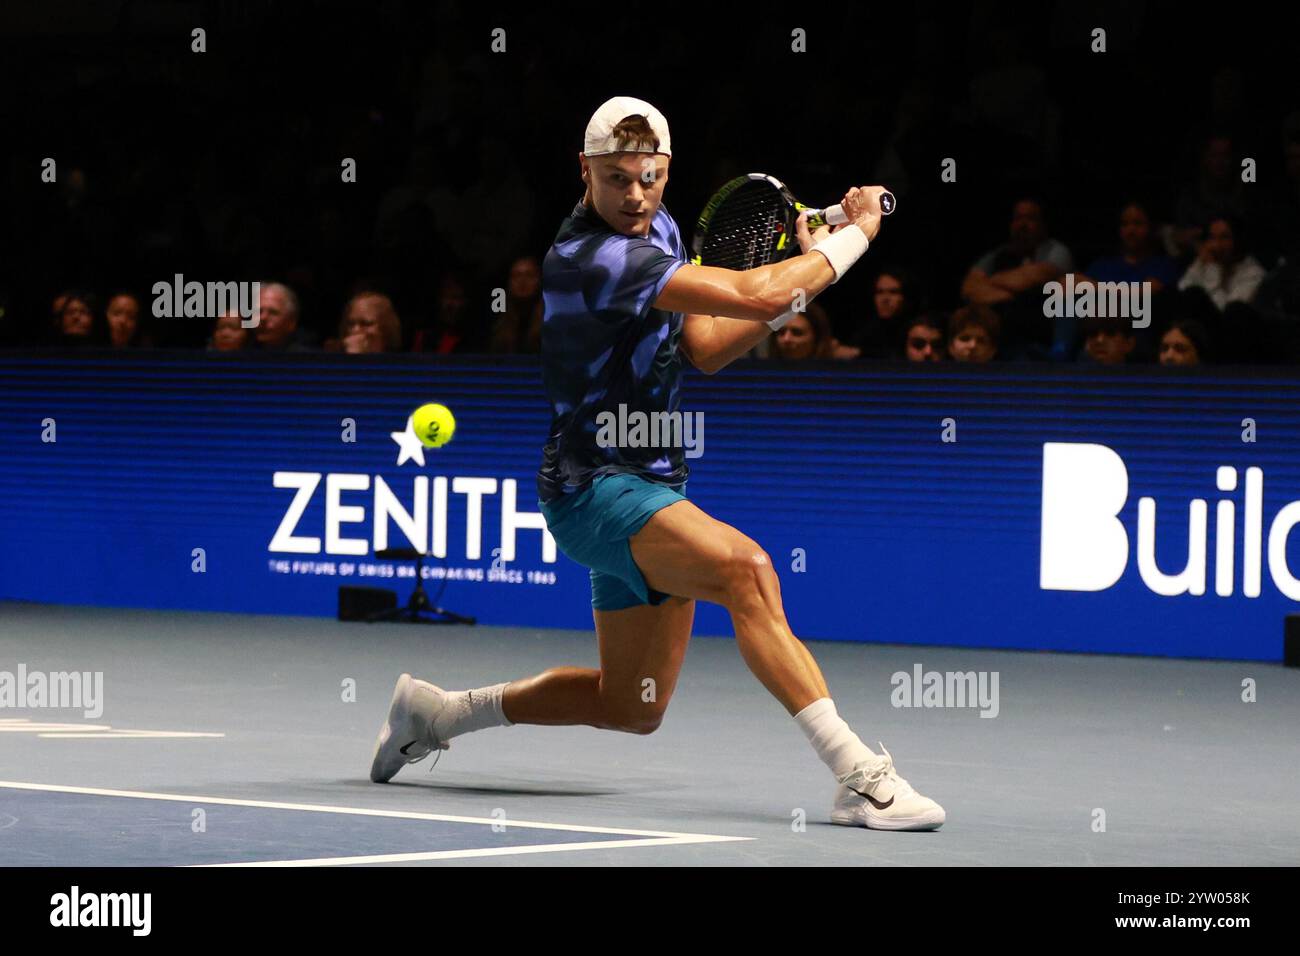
[583,96,672,157]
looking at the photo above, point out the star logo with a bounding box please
[390,416,426,467]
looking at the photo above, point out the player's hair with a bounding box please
[611,114,660,153]
[948,305,1001,346]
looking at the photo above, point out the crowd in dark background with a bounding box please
[3,2,1300,369]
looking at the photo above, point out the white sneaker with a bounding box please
[830,743,946,831]
[369,673,450,783]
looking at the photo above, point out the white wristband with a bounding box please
[812,224,870,283]
[767,309,796,331]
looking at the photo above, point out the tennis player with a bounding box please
[371,96,945,830]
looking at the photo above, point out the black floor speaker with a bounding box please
[338,585,398,621]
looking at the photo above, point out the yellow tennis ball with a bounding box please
[412,403,456,448]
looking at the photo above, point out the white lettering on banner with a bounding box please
[1040,442,1300,599]
[269,473,557,564]
[1039,443,1129,591]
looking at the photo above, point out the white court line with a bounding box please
[37,738,226,743]
[0,780,751,866]
[203,838,730,867]
[0,721,113,732]
[1,719,224,738]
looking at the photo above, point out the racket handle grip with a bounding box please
[814,191,896,227]
[821,204,849,226]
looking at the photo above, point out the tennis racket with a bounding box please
[691,173,895,269]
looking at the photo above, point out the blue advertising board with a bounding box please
[2,350,1298,661]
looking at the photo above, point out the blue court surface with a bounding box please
[0,783,737,866]
[2,602,1299,866]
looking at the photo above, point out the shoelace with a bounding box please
[408,748,442,772]
[406,730,447,772]
[845,743,913,795]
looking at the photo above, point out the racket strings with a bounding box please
[701,183,788,269]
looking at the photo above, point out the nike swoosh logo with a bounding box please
[399,741,422,755]
[848,787,894,810]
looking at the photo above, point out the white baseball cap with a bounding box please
[583,96,672,157]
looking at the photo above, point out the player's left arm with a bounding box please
[680,313,771,374]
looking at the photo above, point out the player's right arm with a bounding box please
[655,185,888,322]
[656,254,836,322]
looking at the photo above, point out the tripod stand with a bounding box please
[365,548,477,625]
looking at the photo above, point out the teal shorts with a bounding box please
[539,472,688,611]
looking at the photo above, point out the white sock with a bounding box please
[794,697,875,782]
[430,683,513,741]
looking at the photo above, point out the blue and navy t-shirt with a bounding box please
[537,200,689,502]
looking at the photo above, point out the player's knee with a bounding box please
[719,541,776,609]
[600,694,668,735]
[625,713,665,735]
[606,708,665,735]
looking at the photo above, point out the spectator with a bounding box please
[1158,318,1210,367]
[1078,202,1181,292]
[1277,122,1300,260]
[1177,216,1266,310]
[1169,135,1247,258]
[849,267,920,359]
[1253,257,1300,323]
[960,198,1074,306]
[105,291,149,348]
[961,198,1073,358]
[50,292,69,327]
[208,311,252,351]
[338,292,402,354]
[53,290,101,346]
[455,136,535,281]
[772,303,835,361]
[1078,316,1136,366]
[413,273,486,354]
[254,281,315,351]
[489,255,543,354]
[0,291,14,348]
[1257,117,1300,265]
[947,305,1000,363]
[901,312,946,363]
